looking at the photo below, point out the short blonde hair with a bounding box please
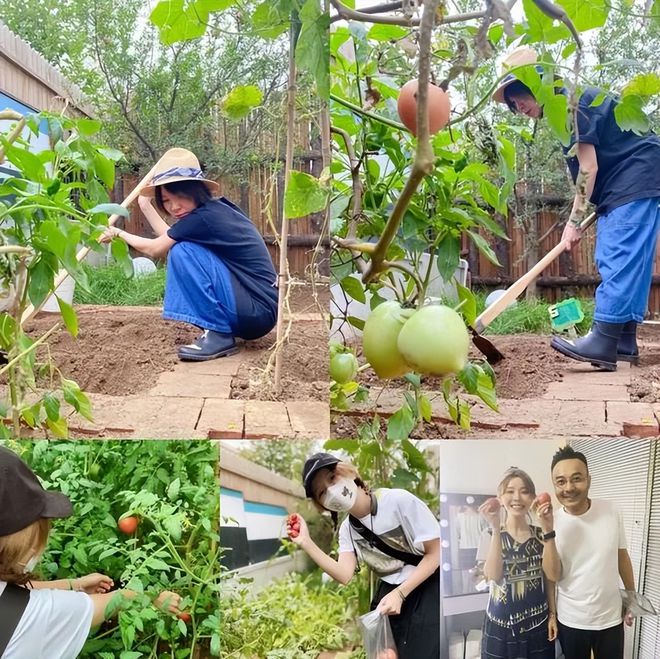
[0,518,50,584]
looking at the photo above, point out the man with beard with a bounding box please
[535,445,634,659]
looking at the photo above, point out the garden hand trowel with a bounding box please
[471,212,597,364]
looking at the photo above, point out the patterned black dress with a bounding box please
[481,526,555,659]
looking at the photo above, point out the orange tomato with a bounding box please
[117,516,139,534]
[397,80,450,136]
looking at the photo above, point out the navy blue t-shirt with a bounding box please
[563,87,660,215]
[167,197,278,339]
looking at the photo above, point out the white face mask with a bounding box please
[322,477,358,512]
[22,553,41,574]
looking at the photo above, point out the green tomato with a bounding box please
[362,301,414,379]
[329,352,358,384]
[396,304,469,375]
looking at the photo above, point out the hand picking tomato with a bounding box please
[117,516,139,535]
[536,492,552,506]
[329,352,358,384]
[397,79,451,136]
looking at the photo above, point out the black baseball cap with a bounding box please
[302,452,340,498]
[0,446,73,537]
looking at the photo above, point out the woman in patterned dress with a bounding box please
[477,467,557,659]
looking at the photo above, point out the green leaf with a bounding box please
[476,370,498,411]
[46,416,69,438]
[1,141,47,182]
[418,395,432,422]
[457,362,479,394]
[401,438,428,471]
[284,170,330,219]
[167,477,181,501]
[436,233,460,282]
[93,152,115,188]
[614,95,650,135]
[467,230,501,266]
[622,73,660,99]
[150,0,207,45]
[76,119,102,136]
[56,295,79,338]
[387,406,416,440]
[0,314,15,352]
[62,378,94,422]
[251,1,290,39]
[367,24,409,41]
[346,316,365,330]
[220,85,264,121]
[295,0,331,98]
[456,281,477,327]
[557,0,608,32]
[28,255,57,307]
[195,0,235,11]
[89,203,129,217]
[111,238,133,277]
[42,393,61,422]
[339,276,366,303]
[542,93,570,146]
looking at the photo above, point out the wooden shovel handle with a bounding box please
[474,212,596,334]
[20,156,164,326]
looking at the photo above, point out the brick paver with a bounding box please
[197,399,246,439]
[244,400,293,438]
[542,381,630,402]
[149,371,233,399]
[287,401,330,438]
[607,401,660,438]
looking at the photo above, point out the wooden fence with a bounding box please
[0,21,92,117]
[465,201,660,316]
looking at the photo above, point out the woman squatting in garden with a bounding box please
[477,467,557,659]
[0,446,184,658]
[287,452,441,659]
[101,148,278,362]
[493,47,660,371]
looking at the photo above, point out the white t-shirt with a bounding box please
[554,499,627,630]
[0,582,93,659]
[338,488,440,585]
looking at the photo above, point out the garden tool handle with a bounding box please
[20,154,165,326]
[474,211,596,334]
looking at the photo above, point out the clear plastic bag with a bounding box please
[620,589,658,617]
[358,609,398,659]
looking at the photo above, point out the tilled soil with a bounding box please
[22,282,329,402]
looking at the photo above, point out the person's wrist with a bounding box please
[568,215,582,228]
[396,587,407,603]
[542,530,556,541]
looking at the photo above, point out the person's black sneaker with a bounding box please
[177,330,239,361]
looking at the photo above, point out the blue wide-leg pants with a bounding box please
[163,241,239,334]
[594,197,660,323]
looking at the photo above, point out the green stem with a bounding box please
[0,322,61,378]
[329,93,406,132]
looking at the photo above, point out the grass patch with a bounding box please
[474,292,594,335]
[73,264,166,306]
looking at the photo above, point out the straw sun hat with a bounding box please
[491,46,540,104]
[141,148,220,196]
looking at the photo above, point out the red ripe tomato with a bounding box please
[377,649,398,659]
[536,492,551,506]
[397,79,451,136]
[177,612,192,623]
[117,516,138,535]
[484,497,501,513]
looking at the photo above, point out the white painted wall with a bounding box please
[440,439,565,496]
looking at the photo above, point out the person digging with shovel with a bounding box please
[492,46,660,371]
[100,148,278,361]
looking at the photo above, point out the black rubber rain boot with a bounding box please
[550,321,624,371]
[616,320,639,364]
[178,330,240,361]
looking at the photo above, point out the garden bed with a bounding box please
[25,282,328,402]
[332,324,660,438]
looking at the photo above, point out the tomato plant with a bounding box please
[0,110,129,438]
[3,440,220,658]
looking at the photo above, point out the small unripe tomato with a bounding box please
[329,352,358,384]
